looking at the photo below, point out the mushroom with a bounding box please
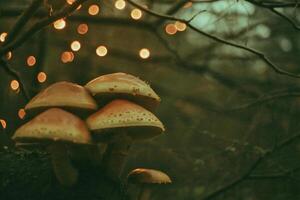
[86,99,165,180]
[25,81,97,118]
[127,168,172,200]
[12,108,92,187]
[85,72,160,111]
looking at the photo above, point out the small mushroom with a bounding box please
[127,168,172,200]
[86,99,165,180]
[25,81,97,118]
[85,72,160,111]
[12,108,92,187]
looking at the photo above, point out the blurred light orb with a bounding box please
[115,0,126,10]
[165,24,177,35]
[131,9,142,20]
[6,51,12,60]
[53,19,66,30]
[37,72,47,83]
[66,0,75,4]
[96,46,108,57]
[18,109,26,119]
[88,4,100,15]
[175,21,187,31]
[71,41,81,51]
[10,80,19,91]
[139,48,150,59]
[27,56,36,67]
[0,32,7,42]
[61,51,74,63]
[77,23,89,35]
[0,119,6,129]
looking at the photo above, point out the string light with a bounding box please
[139,48,150,59]
[165,23,177,35]
[70,40,81,51]
[10,80,19,91]
[88,4,100,15]
[37,72,47,83]
[53,19,66,30]
[18,109,26,119]
[0,119,6,129]
[96,45,108,57]
[6,51,12,60]
[131,9,142,20]
[175,21,187,32]
[66,0,75,4]
[61,51,74,63]
[27,56,36,67]
[77,23,89,35]
[115,0,126,10]
[0,32,7,42]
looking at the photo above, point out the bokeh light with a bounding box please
[27,56,36,67]
[165,23,177,35]
[70,40,81,51]
[10,80,19,91]
[66,0,75,4]
[0,119,7,129]
[131,9,142,20]
[37,72,47,83]
[77,23,89,35]
[53,19,66,30]
[96,45,108,57]
[88,4,100,15]
[0,32,7,42]
[6,51,12,60]
[18,109,26,119]
[115,0,126,10]
[139,48,150,59]
[61,51,74,63]
[175,21,187,32]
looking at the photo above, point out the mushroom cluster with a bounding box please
[12,72,171,198]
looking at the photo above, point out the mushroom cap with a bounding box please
[85,72,160,111]
[12,108,92,145]
[25,81,97,118]
[86,99,165,141]
[128,168,172,184]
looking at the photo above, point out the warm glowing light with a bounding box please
[175,21,187,31]
[0,32,7,42]
[131,9,142,20]
[6,51,12,60]
[18,109,26,119]
[37,72,47,83]
[70,40,81,51]
[27,56,36,67]
[61,51,74,63]
[10,80,19,91]
[53,19,66,30]
[88,4,100,15]
[0,119,6,129]
[139,48,150,59]
[115,0,126,10]
[77,23,89,35]
[165,23,177,35]
[66,0,75,4]
[96,45,108,57]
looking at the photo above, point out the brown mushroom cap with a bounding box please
[25,81,97,118]
[128,168,172,184]
[86,99,165,141]
[85,72,160,111]
[12,108,92,145]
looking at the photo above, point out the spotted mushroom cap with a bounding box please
[25,81,97,118]
[128,168,172,184]
[86,99,165,141]
[85,72,160,111]
[12,108,92,145]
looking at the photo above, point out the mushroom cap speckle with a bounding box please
[128,168,172,184]
[13,108,92,145]
[86,99,165,141]
[25,81,97,118]
[85,72,160,111]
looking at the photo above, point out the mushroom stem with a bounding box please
[102,134,132,180]
[47,143,78,187]
[138,185,152,200]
